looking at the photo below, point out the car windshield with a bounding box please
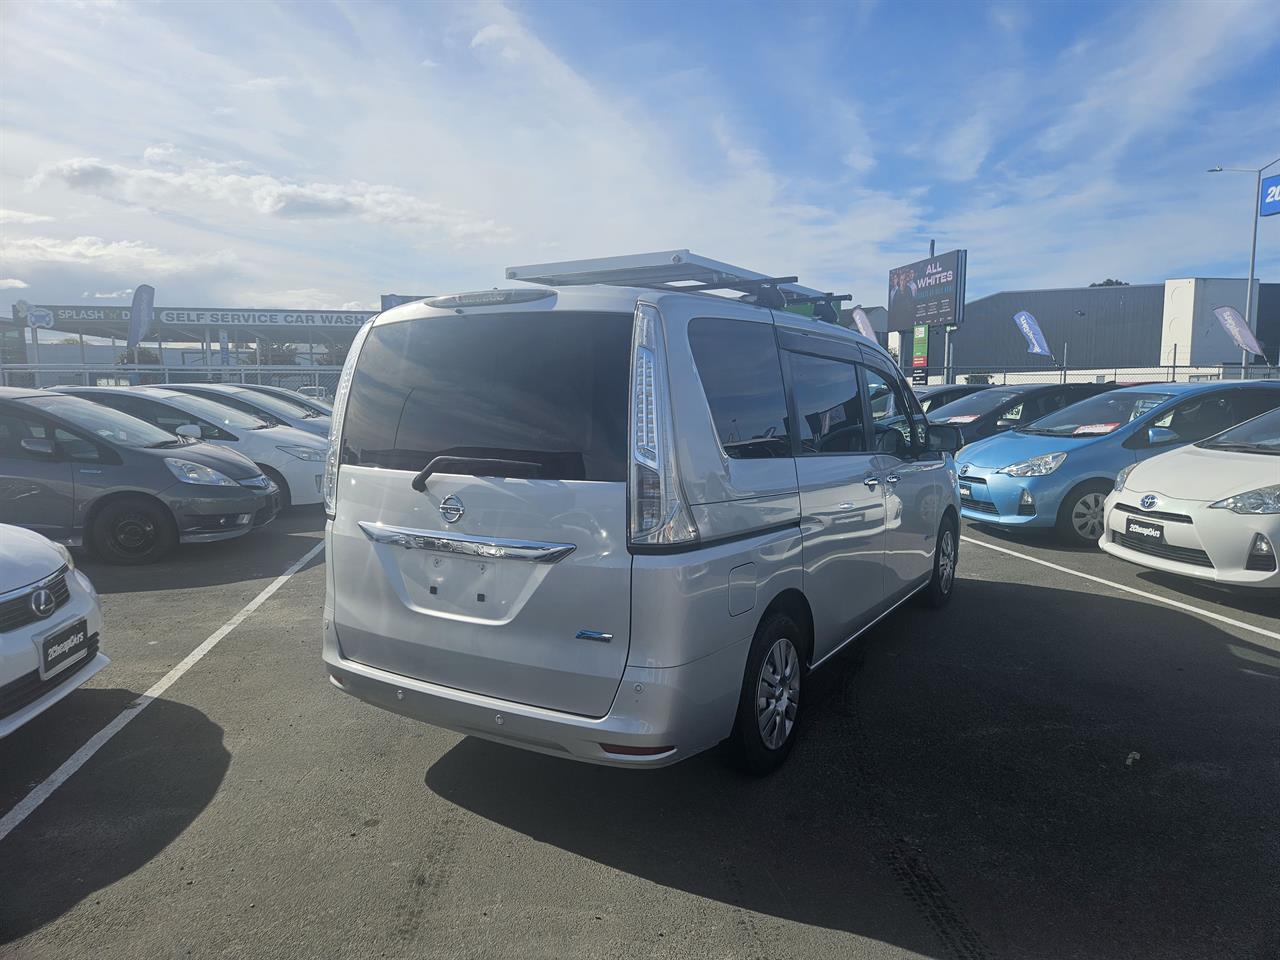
[1200,405,1280,454]
[27,394,183,448]
[1018,391,1173,437]
[929,389,1023,423]
[160,391,272,430]
[227,389,321,419]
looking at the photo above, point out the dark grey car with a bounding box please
[0,387,279,564]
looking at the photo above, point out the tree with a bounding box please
[1088,279,1129,287]
[118,347,160,364]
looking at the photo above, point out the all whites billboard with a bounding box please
[887,250,967,332]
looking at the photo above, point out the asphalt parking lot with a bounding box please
[1,511,1277,960]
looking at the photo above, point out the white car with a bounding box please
[1101,406,1280,588]
[163,383,330,438]
[53,386,327,507]
[0,524,108,737]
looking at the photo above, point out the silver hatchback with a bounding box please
[322,253,963,773]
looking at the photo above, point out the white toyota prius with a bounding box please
[0,524,108,737]
[1101,406,1280,589]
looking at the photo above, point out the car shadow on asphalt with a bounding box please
[0,690,229,946]
[75,506,324,595]
[424,580,1280,959]
[1135,569,1280,616]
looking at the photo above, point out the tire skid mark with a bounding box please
[394,809,463,943]
[821,655,993,960]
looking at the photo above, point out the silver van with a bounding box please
[322,252,963,773]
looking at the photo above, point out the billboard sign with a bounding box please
[911,324,929,369]
[1262,174,1280,218]
[887,249,967,331]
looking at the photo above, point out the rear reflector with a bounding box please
[599,743,675,757]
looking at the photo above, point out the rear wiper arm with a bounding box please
[411,456,541,491]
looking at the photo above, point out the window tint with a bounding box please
[343,312,631,480]
[1154,393,1247,442]
[788,353,865,454]
[863,366,924,451]
[0,411,50,459]
[54,427,100,462]
[688,317,790,459]
[26,395,175,448]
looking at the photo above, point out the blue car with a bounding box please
[955,381,1280,544]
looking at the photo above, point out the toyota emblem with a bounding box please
[959,463,970,476]
[30,588,56,619]
[1139,494,1158,511]
[438,495,465,524]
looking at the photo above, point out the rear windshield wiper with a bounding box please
[411,456,541,491]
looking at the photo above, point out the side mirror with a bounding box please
[175,424,202,440]
[1147,426,1179,447]
[927,424,963,454]
[19,438,55,458]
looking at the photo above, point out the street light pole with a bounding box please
[1209,157,1280,378]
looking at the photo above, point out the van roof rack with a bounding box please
[505,250,850,317]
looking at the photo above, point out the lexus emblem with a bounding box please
[30,588,56,619]
[959,463,970,476]
[438,495,465,524]
[1139,494,1159,511]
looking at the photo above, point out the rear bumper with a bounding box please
[322,628,748,768]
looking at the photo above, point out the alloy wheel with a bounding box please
[938,528,956,593]
[756,637,800,750]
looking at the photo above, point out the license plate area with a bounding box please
[1125,516,1165,545]
[39,618,90,679]
[959,482,972,498]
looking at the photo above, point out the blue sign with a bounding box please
[1013,310,1052,357]
[1262,174,1280,218]
[218,329,230,365]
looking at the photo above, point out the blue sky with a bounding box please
[1,0,1277,311]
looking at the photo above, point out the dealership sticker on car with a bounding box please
[39,619,90,677]
[959,482,972,498]
[1125,516,1165,544]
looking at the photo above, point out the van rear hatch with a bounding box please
[329,308,633,718]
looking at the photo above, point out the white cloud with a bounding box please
[0,278,30,289]
[0,208,54,224]
[32,154,513,242]
[82,288,134,298]
[234,76,296,92]
[244,288,372,310]
[1,235,235,275]
[420,57,439,68]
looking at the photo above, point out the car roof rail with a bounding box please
[504,249,852,323]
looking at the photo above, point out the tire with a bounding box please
[920,516,959,608]
[90,496,177,565]
[260,465,291,509]
[726,613,804,776]
[1055,480,1112,546]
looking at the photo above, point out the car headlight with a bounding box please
[277,444,325,461]
[1114,463,1136,492]
[1210,484,1280,515]
[164,458,238,487]
[996,451,1067,477]
[53,541,75,571]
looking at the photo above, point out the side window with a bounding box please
[1160,393,1240,442]
[1232,390,1280,424]
[687,317,791,459]
[788,353,866,455]
[92,394,159,424]
[1036,391,1071,418]
[862,366,923,454]
[54,427,101,462]
[0,412,49,459]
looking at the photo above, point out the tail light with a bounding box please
[323,317,376,517]
[628,302,698,548]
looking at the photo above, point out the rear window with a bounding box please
[341,311,631,481]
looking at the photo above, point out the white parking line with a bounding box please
[0,540,325,845]
[962,536,1280,643]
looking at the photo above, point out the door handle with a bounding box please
[885,474,901,485]
[863,477,879,490]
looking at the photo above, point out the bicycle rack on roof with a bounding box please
[504,249,851,320]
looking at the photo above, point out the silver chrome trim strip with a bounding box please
[810,580,929,671]
[0,564,69,604]
[574,630,613,642]
[358,521,576,564]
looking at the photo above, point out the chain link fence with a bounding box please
[0,364,343,399]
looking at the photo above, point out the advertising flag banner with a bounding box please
[1213,306,1265,357]
[850,307,876,340]
[1013,310,1053,357]
[1261,174,1280,217]
[127,285,155,352]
